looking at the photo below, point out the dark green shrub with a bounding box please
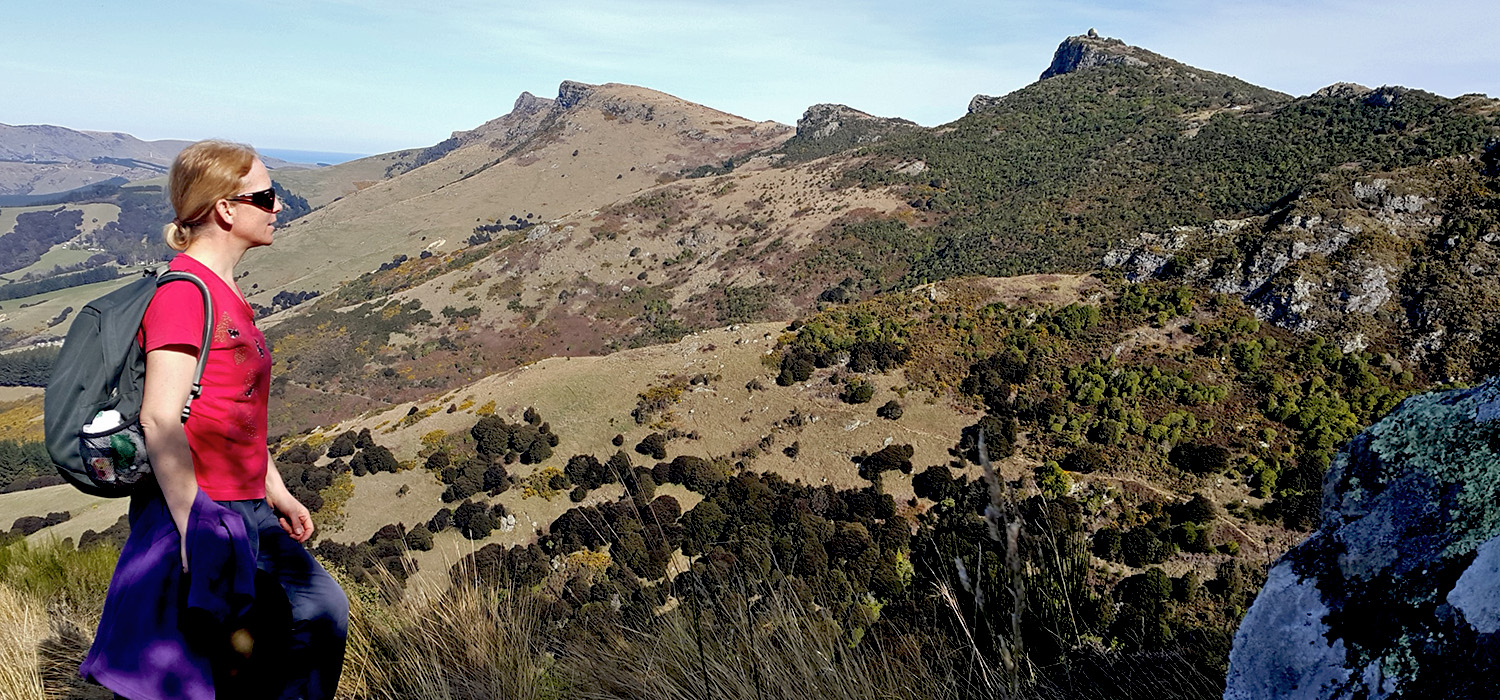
[841,377,875,404]
[635,433,667,460]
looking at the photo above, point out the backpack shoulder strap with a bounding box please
[156,271,214,421]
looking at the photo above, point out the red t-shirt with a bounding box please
[137,255,271,500]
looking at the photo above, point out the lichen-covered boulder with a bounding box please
[1226,379,1500,699]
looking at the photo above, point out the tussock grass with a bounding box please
[0,537,115,700]
[0,582,46,700]
[340,577,558,700]
[0,537,116,622]
[564,589,953,700]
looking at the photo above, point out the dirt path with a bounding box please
[1086,473,1265,555]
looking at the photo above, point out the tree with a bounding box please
[405,524,435,551]
[841,377,875,404]
[471,416,513,457]
[961,347,1032,410]
[522,438,553,465]
[680,500,727,555]
[635,433,667,460]
[1064,445,1108,473]
[913,465,957,502]
[327,431,356,458]
[958,415,1016,462]
[777,348,816,386]
[352,445,399,474]
[428,508,452,532]
[859,444,913,482]
[483,464,511,493]
[453,500,495,540]
[566,454,606,490]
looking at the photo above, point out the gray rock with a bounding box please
[556,80,594,110]
[1225,564,1351,700]
[1039,34,1148,81]
[968,94,1004,114]
[794,104,916,144]
[1225,379,1500,699]
[1449,535,1500,635]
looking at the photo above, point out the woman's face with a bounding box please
[228,159,280,248]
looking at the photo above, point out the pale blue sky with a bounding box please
[5,0,1495,154]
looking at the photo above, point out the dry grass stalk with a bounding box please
[567,585,949,700]
[344,569,555,700]
[0,582,46,700]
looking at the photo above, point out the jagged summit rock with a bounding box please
[775,104,920,162]
[1313,82,1375,100]
[1226,379,1500,698]
[970,34,1219,114]
[556,80,593,110]
[1039,33,1149,80]
[795,104,916,141]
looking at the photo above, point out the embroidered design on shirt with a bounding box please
[213,312,236,344]
[234,347,249,366]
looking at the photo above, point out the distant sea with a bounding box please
[260,148,368,166]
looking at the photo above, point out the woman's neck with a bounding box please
[181,235,247,290]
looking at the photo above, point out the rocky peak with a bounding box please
[1040,33,1149,80]
[1312,82,1413,108]
[794,104,916,141]
[511,91,553,118]
[1312,82,1373,100]
[556,80,594,110]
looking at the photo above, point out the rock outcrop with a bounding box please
[1102,170,1465,356]
[774,104,919,163]
[1226,379,1500,699]
[1039,34,1148,81]
[795,104,914,141]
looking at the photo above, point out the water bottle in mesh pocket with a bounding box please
[79,420,152,487]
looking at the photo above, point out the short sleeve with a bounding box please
[140,279,207,354]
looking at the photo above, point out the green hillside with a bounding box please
[844,51,1496,284]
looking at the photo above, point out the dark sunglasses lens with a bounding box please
[251,188,277,210]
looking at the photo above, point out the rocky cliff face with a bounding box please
[794,104,915,141]
[1105,150,1500,374]
[776,104,920,162]
[1226,379,1500,698]
[1039,34,1148,80]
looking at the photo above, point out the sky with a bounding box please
[5,0,1496,155]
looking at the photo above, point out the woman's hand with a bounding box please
[275,497,315,543]
[265,454,314,542]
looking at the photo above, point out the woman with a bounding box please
[81,140,348,700]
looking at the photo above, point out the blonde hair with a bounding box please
[162,140,258,251]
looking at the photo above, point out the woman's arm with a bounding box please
[265,450,314,542]
[140,346,202,571]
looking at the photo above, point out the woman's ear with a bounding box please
[214,198,236,228]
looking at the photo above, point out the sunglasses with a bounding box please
[226,187,278,212]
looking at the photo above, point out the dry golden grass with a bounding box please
[0,582,46,700]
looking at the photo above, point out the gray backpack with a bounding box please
[43,268,214,497]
